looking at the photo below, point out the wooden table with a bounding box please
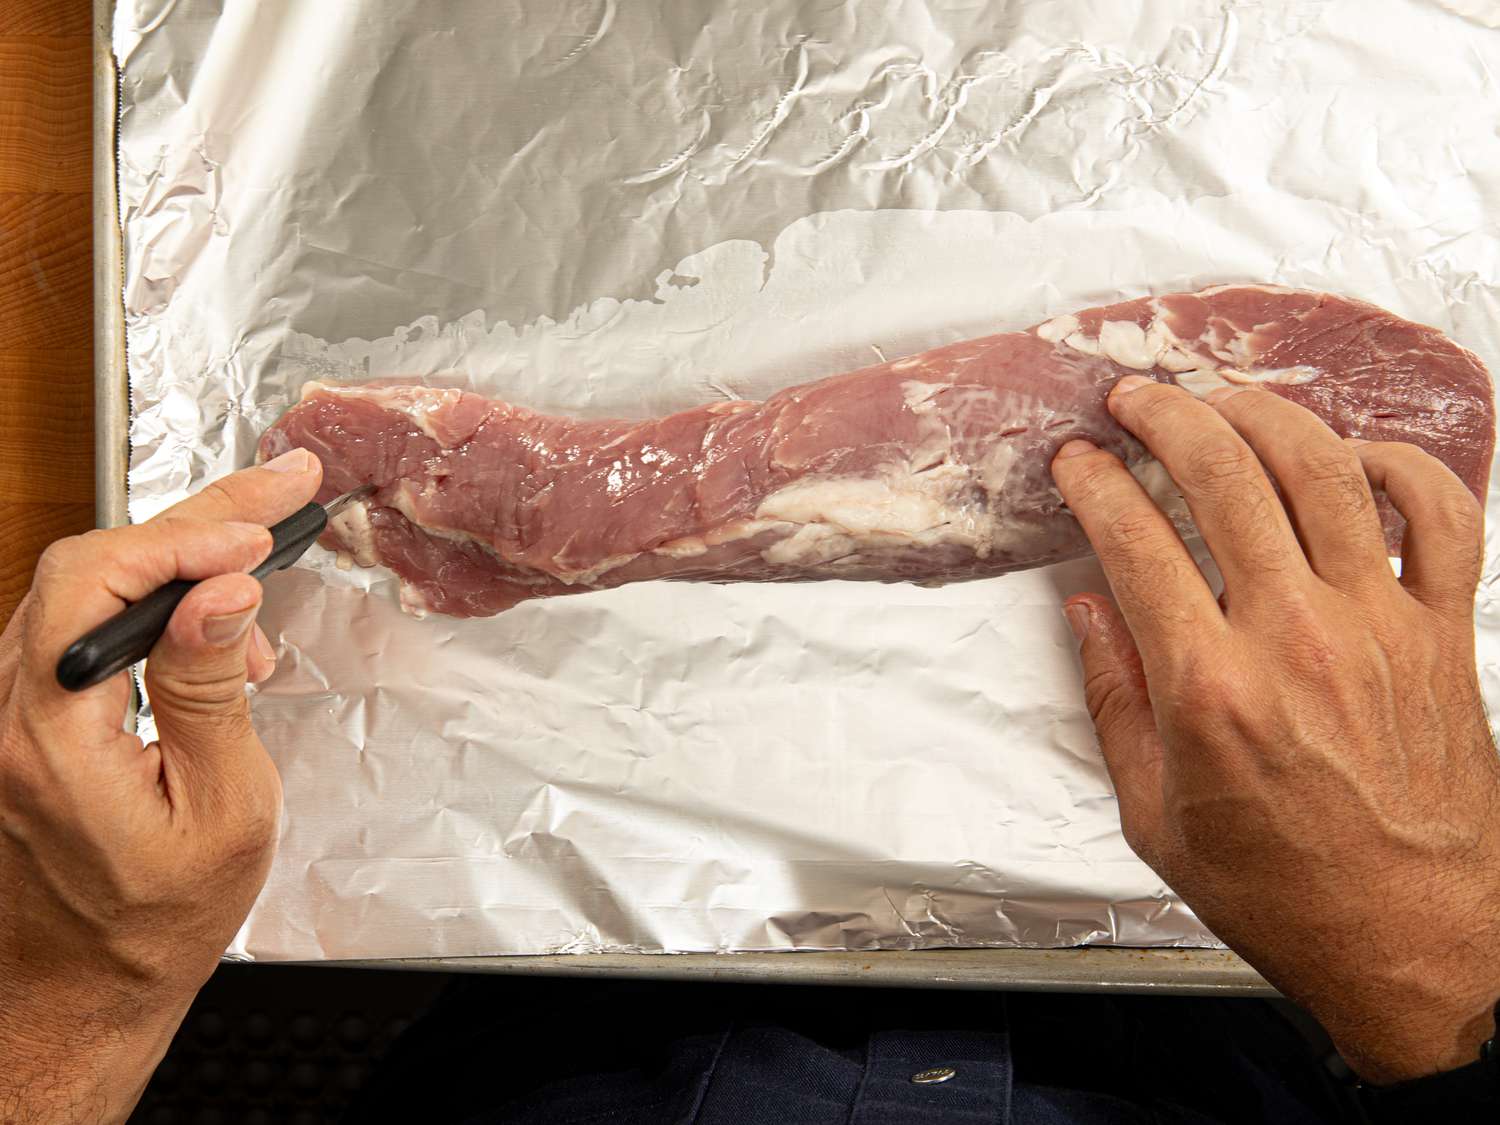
[0,0,93,629]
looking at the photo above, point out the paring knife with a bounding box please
[55,484,375,693]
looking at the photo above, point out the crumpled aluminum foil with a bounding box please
[113,0,1500,961]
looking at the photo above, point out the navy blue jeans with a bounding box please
[344,976,1355,1123]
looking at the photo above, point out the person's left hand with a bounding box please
[0,449,322,1123]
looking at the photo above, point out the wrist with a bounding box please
[1288,866,1500,1084]
[1317,968,1500,1084]
[0,960,198,1123]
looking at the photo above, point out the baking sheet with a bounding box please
[110,0,1500,965]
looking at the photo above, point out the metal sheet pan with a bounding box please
[334,948,1272,995]
[94,0,127,532]
[91,0,1271,992]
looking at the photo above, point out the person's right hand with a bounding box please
[0,448,322,1123]
[1051,375,1500,1084]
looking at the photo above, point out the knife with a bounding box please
[55,484,375,693]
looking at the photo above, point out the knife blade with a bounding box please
[55,483,375,692]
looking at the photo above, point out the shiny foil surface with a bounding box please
[113,0,1500,961]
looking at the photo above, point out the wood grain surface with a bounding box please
[0,0,89,37]
[0,0,93,628]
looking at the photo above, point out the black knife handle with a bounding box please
[248,502,329,583]
[54,502,329,693]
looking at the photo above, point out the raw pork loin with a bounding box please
[260,286,1495,617]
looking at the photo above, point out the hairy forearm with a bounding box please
[1277,885,1500,1084]
[0,970,193,1125]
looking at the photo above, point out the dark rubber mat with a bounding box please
[128,963,450,1125]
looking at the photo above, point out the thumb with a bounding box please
[144,572,281,826]
[1065,594,1166,863]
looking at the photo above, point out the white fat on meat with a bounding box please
[762,523,860,567]
[755,380,1043,570]
[979,442,1019,496]
[900,379,967,472]
[755,461,1007,566]
[398,584,431,618]
[901,380,945,414]
[1097,320,1158,370]
[1174,364,1321,396]
[651,535,711,560]
[1036,314,1079,344]
[328,500,379,569]
[1043,306,1324,396]
[650,518,780,561]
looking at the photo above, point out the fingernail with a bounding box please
[204,607,257,646]
[1206,385,1248,404]
[262,448,314,473]
[1345,437,1369,447]
[1054,439,1097,460]
[1064,603,1091,642]
[252,624,276,663]
[1112,375,1153,396]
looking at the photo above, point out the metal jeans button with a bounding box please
[910,1066,957,1085]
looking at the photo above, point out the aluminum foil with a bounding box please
[114,0,1500,962]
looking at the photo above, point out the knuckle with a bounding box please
[1082,667,1136,730]
[1059,453,1123,505]
[1380,440,1427,463]
[1280,614,1339,670]
[1132,384,1189,423]
[146,665,252,721]
[1112,552,1209,629]
[1246,589,1339,668]
[194,478,239,512]
[1299,448,1360,481]
[1182,438,1258,489]
[1371,440,1452,483]
[1432,493,1484,542]
[1218,488,1297,573]
[1102,508,1165,551]
[33,534,89,585]
[1157,659,1233,729]
[148,514,204,539]
[1298,452,1373,518]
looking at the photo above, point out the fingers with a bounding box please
[20,455,320,695]
[1105,377,1307,595]
[1350,440,1485,610]
[158,448,323,527]
[1204,387,1390,591]
[145,573,282,826]
[1065,594,1166,863]
[247,625,276,685]
[1052,438,1223,668]
[23,519,273,680]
